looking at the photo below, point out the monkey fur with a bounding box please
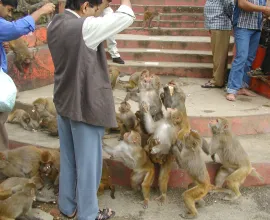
[172,130,213,219]
[98,160,115,199]
[32,97,57,119]
[39,116,58,136]
[209,117,264,201]
[142,10,160,29]
[9,38,33,76]
[103,131,155,209]
[7,109,39,131]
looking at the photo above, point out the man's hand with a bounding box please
[2,42,9,54]
[39,3,56,15]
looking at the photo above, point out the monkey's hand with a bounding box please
[140,101,149,113]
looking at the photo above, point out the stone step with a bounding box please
[111,4,204,14]
[135,12,205,21]
[106,48,233,63]
[111,34,234,51]
[108,60,214,78]
[121,27,209,36]
[113,0,206,6]
[14,77,270,137]
[132,20,205,28]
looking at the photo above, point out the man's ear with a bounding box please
[81,1,89,13]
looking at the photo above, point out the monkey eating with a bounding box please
[7,109,39,131]
[9,38,33,76]
[208,117,264,201]
[122,69,147,92]
[142,10,160,29]
[32,97,57,119]
[117,101,140,140]
[39,116,58,136]
[172,130,213,219]
[98,160,115,199]
[0,183,37,219]
[103,131,155,209]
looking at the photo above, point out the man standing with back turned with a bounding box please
[47,0,135,219]
[0,0,55,150]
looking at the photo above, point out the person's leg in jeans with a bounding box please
[0,112,9,150]
[103,7,125,64]
[242,30,261,88]
[57,116,77,217]
[226,27,252,101]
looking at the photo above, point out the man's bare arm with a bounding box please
[31,3,55,22]
[238,0,270,15]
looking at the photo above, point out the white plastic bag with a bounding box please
[0,68,17,112]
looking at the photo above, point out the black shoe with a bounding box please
[112,57,125,64]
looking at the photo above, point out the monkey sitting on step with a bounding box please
[9,38,33,76]
[142,10,160,29]
[98,160,115,199]
[7,109,39,131]
[32,97,56,119]
[0,183,37,219]
[103,131,155,209]
[39,116,58,136]
[208,117,264,201]
[172,130,213,219]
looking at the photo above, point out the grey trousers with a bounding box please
[57,115,104,220]
[0,112,8,151]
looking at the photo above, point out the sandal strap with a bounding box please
[96,208,115,220]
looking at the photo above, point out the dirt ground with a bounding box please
[37,185,270,220]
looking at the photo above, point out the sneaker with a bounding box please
[112,57,125,64]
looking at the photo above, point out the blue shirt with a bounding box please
[233,0,266,30]
[204,0,234,30]
[0,15,35,73]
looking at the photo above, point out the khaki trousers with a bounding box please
[210,30,231,87]
[0,112,8,150]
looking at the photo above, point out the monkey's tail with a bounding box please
[110,185,116,199]
[249,168,264,182]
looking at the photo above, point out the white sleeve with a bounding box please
[82,5,135,51]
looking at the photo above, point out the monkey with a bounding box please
[0,183,37,219]
[9,38,33,76]
[122,70,148,92]
[7,109,39,131]
[98,160,115,199]
[116,101,140,140]
[39,150,60,193]
[0,146,42,178]
[208,117,264,201]
[39,116,58,136]
[103,131,155,209]
[172,130,213,219]
[32,97,57,119]
[142,10,160,29]
[108,66,120,90]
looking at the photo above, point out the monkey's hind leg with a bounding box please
[156,156,173,205]
[141,168,155,209]
[98,183,105,196]
[181,185,207,219]
[223,167,250,201]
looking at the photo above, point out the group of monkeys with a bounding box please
[103,68,264,219]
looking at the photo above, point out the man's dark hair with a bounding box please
[0,0,18,8]
[65,0,102,10]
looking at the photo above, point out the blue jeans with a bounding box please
[57,115,104,220]
[227,27,261,94]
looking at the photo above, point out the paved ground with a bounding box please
[16,76,270,117]
[40,186,270,220]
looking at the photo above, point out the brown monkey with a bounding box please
[0,183,36,219]
[98,160,115,199]
[39,116,58,136]
[172,130,213,219]
[142,10,160,29]
[7,109,39,131]
[0,146,42,178]
[117,101,140,140]
[209,117,264,200]
[108,66,120,90]
[32,97,56,119]
[0,176,44,191]
[123,70,148,92]
[9,38,32,76]
[39,150,60,193]
[103,131,155,209]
